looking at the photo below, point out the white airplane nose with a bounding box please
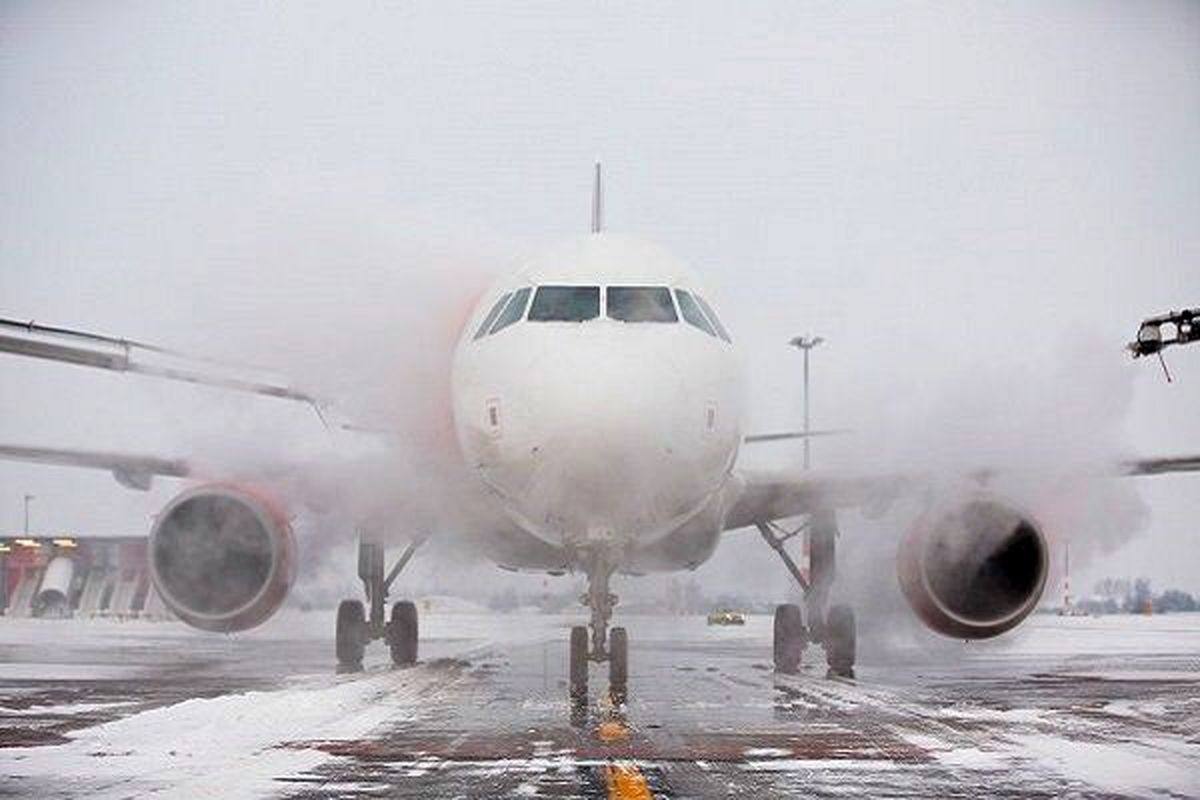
[515,343,703,541]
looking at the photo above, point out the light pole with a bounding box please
[23,494,34,535]
[788,336,824,469]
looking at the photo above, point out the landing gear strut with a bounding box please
[569,553,628,702]
[758,509,856,678]
[336,535,426,672]
[585,559,616,659]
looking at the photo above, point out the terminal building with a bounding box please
[0,536,173,620]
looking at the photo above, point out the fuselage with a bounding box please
[451,234,744,570]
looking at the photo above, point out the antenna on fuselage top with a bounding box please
[591,161,603,234]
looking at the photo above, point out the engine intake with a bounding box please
[150,484,295,632]
[898,495,1048,639]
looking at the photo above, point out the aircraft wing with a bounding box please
[0,443,190,491]
[0,316,376,493]
[742,429,851,444]
[723,454,1200,532]
[0,316,342,424]
[1120,455,1200,476]
[722,469,911,531]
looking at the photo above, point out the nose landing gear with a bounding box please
[758,509,856,678]
[569,555,628,703]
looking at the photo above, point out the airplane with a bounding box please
[2,164,1198,700]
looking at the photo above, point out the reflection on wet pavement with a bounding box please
[1,612,1198,798]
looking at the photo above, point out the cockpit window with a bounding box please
[675,289,717,337]
[489,286,531,334]
[694,294,732,342]
[606,286,678,323]
[474,292,512,340]
[528,286,600,322]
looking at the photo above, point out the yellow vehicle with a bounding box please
[707,608,746,626]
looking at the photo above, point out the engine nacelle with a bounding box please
[36,556,75,617]
[149,484,295,633]
[897,495,1048,639]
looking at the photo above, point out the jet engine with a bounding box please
[149,484,295,632]
[897,495,1048,639]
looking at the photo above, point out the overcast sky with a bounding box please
[2,2,1198,600]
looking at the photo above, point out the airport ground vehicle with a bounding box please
[707,609,746,626]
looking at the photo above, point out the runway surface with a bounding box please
[1,610,1198,798]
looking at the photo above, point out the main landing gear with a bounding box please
[336,535,426,672]
[569,554,628,703]
[758,509,856,678]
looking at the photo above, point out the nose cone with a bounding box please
[487,337,719,542]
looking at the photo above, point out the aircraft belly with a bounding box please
[473,521,571,573]
[623,491,726,573]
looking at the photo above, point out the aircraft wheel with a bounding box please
[773,603,805,674]
[825,604,856,678]
[569,625,589,700]
[336,599,366,670]
[608,626,628,699]
[388,600,419,666]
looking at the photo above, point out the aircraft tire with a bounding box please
[773,603,805,674]
[825,604,856,678]
[336,599,366,669]
[569,625,589,700]
[388,600,419,666]
[609,626,628,697]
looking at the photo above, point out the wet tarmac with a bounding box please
[1,610,1198,798]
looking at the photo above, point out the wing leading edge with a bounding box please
[0,443,190,490]
[724,455,1200,532]
[0,316,327,412]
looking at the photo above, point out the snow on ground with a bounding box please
[1,611,1198,797]
[963,612,1200,658]
[0,611,522,799]
[3,666,453,798]
[1007,733,1197,797]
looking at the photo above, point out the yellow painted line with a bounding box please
[597,720,630,742]
[606,763,653,800]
